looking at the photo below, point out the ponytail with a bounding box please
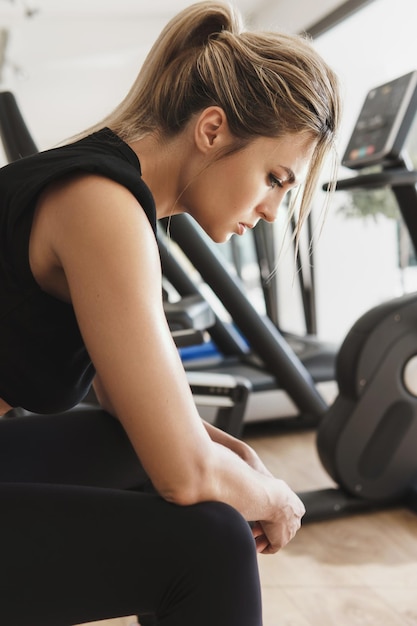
[82,1,341,227]
[96,2,243,140]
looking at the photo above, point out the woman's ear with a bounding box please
[194,106,232,153]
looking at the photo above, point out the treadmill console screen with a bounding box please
[342,71,417,169]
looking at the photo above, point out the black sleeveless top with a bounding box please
[0,128,157,414]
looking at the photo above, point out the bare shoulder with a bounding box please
[31,172,159,300]
[45,172,154,242]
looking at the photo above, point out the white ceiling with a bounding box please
[0,0,348,149]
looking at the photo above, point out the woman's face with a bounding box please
[182,132,316,243]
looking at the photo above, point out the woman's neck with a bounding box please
[128,131,193,219]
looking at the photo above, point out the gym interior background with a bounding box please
[1,1,417,625]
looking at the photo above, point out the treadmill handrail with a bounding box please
[327,169,417,192]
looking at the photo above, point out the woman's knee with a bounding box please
[168,502,262,624]
[186,501,257,566]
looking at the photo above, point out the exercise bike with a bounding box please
[303,70,417,521]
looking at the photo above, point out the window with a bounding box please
[308,0,417,342]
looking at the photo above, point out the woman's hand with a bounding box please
[251,480,305,554]
[202,420,273,477]
[203,421,304,553]
[240,445,274,478]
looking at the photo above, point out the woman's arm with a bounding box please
[93,379,272,477]
[93,382,287,552]
[40,174,304,552]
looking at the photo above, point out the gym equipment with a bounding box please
[0,91,37,161]
[302,70,417,520]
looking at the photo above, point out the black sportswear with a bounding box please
[0,128,156,413]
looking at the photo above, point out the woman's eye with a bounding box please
[269,174,283,189]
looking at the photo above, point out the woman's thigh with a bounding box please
[0,406,149,489]
[0,483,262,626]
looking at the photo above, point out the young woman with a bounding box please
[0,2,340,625]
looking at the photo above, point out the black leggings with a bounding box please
[0,406,262,626]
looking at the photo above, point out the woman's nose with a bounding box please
[256,195,283,223]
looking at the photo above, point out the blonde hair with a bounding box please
[87,1,341,229]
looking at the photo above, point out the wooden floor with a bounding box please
[79,424,417,626]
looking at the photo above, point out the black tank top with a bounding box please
[0,128,157,413]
